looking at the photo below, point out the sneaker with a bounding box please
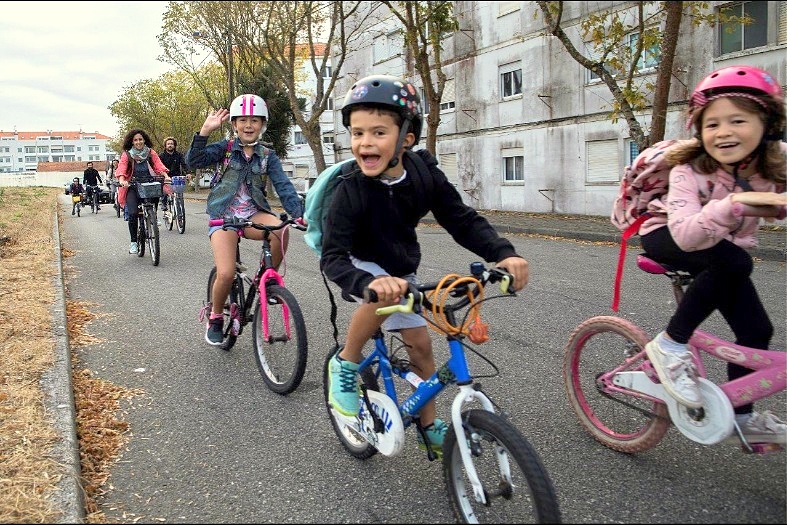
[205,317,224,346]
[417,418,449,456]
[128,242,138,254]
[157,219,162,226]
[729,411,787,445]
[72,210,75,215]
[327,353,360,417]
[645,334,703,408]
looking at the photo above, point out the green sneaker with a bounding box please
[328,353,360,417]
[417,418,449,456]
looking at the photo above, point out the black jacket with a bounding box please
[83,167,102,186]
[159,150,187,177]
[320,149,519,297]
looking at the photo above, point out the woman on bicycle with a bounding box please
[640,66,786,444]
[186,94,303,346]
[116,129,171,254]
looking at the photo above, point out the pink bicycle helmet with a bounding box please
[687,66,784,128]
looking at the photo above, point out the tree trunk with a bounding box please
[649,1,682,146]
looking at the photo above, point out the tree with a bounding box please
[536,1,749,149]
[381,1,458,154]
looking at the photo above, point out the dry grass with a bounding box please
[0,187,139,523]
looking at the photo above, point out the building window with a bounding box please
[719,1,768,54]
[37,146,49,153]
[500,66,522,99]
[502,152,524,182]
[325,97,334,111]
[25,146,35,154]
[25,156,36,163]
[294,131,308,145]
[439,79,456,111]
[627,139,640,166]
[320,64,332,78]
[373,31,403,63]
[628,32,660,71]
[586,140,620,184]
[420,87,431,116]
[64,145,75,153]
[322,133,334,144]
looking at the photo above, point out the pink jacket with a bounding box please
[640,142,786,251]
[116,149,170,208]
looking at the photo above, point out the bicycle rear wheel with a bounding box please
[175,194,186,234]
[322,345,379,459]
[252,284,308,394]
[564,316,669,454]
[206,267,244,351]
[444,410,561,524]
[144,206,160,266]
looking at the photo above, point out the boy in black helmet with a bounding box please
[322,74,530,455]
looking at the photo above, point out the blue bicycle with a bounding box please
[322,262,561,523]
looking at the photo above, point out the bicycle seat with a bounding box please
[636,253,693,277]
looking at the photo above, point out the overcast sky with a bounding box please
[0,1,174,138]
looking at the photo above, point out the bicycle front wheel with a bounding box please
[444,410,561,524]
[136,211,145,258]
[144,206,160,266]
[176,194,186,234]
[564,316,669,454]
[252,284,308,395]
[206,267,244,351]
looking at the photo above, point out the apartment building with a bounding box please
[0,129,113,174]
[332,1,787,216]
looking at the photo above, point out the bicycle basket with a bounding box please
[172,175,186,194]
[72,195,82,204]
[137,182,162,199]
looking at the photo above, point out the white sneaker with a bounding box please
[730,411,787,445]
[129,242,138,254]
[645,336,703,408]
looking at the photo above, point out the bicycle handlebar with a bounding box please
[363,264,515,315]
[208,213,307,232]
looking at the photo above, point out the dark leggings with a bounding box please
[641,227,773,414]
[125,187,159,243]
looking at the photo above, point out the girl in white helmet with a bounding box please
[187,94,304,346]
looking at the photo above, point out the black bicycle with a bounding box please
[86,184,100,214]
[202,214,308,395]
[132,178,163,266]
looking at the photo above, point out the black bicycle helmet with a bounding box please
[341,75,423,168]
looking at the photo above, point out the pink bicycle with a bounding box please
[564,253,785,455]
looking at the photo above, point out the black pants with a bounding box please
[125,187,159,243]
[641,227,773,414]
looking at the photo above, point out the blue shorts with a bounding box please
[349,257,426,332]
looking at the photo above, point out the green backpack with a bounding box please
[303,158,356,258]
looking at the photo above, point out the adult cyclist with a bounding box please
[83,161,103,211]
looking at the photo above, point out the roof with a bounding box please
[0,130,111,140]
[37,160,110,173]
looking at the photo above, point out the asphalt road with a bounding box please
[58,193,786,524]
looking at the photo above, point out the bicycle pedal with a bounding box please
[743,442,784,455]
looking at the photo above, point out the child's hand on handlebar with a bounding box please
[367,276,408,304]
[495,256,529,292]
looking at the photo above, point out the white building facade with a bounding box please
[0,130,113,174]
[331,1,787,215]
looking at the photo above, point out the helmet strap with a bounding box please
[387,119,412,169]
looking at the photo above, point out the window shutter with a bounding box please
[586,140,619,184]
[443,79,456,104]
[439,153,458,185]
[779,1,787,44]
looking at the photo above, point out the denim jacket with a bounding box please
[186,134,303,219]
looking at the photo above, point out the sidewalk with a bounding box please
[187,191,785,261]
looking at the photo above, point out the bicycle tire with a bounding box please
[176,194,186,234]
[252,284,308,395]
[206,267,244,351]
[93,191,98,214]
[145,206,160,266]
[444,409,562,524]
[564,316,669,454]
[136,211,145,258]
[164,201,174,231]
[322,345,379,459]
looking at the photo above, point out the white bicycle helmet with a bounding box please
[229,94,269,141]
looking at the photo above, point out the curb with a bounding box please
[41,208,85,523]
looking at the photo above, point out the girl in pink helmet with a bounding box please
[639,65,786,444]
[186,94,304,345]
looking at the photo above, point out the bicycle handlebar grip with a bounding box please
[362,288,378,303]
[208,218,224,227]
[375,293,416,316]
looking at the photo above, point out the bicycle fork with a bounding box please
[257,268,289,341]
[450,385,505,506]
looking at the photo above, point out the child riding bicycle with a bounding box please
[639,65,787,444]
[320,74,530,454]
[68,177,85,215]
[186,94,304,346]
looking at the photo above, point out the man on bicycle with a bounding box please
[158,137,189,212]
[83,161,103,211]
